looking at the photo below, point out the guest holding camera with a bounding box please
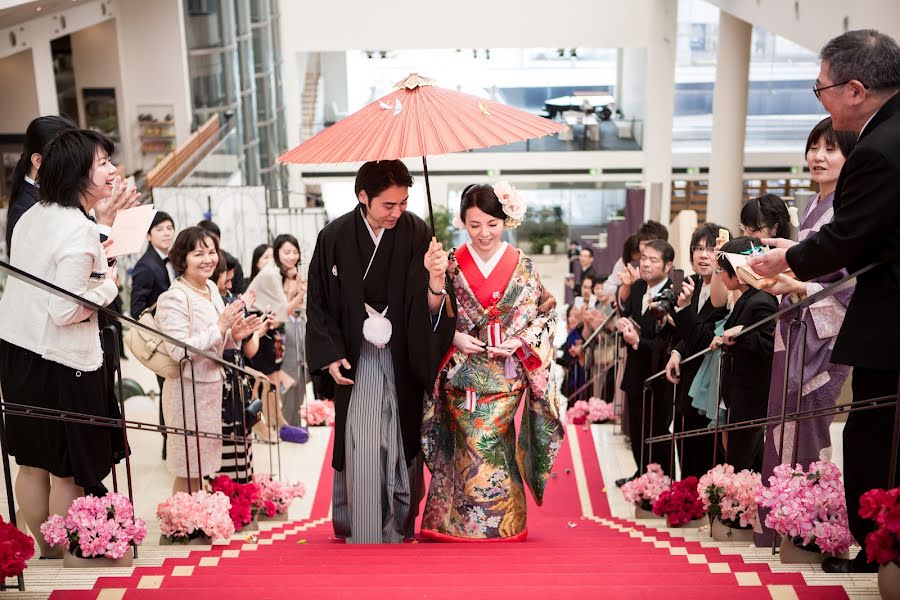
[616,239,676,483]
[0,129,126,557]
[156,227,262,494]
[665,223,731,478]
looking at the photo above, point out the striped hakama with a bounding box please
[332,339,422,543]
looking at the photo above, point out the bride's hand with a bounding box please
[454,331,486,355]
[487,337,523,358]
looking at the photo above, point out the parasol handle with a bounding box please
[422,155,436,238]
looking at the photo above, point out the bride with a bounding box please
[421,181,563,542]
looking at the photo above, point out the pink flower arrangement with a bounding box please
[301,399,336,426]
[653,476,706,526]
[566,397,615,426]
[622,464,672,509]
[0,515,34,579]
[698,464,760,529]
[253,474,306,515]
[39,493,147,560]
[209,475,262,530]
[755,461,853,555]
[859,486,900,566]
[156,491,236,542]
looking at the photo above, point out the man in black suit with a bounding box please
[616,239,676,484]
[130,211,176,318]
[665,223,731,478]
[749,29,900,574]
[130,211,176,459]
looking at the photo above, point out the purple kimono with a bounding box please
[756,192,855,544]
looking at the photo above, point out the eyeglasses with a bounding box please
[813,79,867,99]
[691,245,713,254]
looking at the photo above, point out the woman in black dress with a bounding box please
[0,130,126,558]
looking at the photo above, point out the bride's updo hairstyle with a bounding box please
[460,184,507,223]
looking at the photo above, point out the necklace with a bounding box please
[180,276,210,296]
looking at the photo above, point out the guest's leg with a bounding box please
[845,367,900,570]
[14,466,57,557]
[649,383,674,475]
[626,392,643,470]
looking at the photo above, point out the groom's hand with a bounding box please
[328,358,354,385]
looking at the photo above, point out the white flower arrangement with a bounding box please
[453,181,527,231]
[492,180,526,229]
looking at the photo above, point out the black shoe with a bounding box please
[615,472,638,488]
[821,556,878,574]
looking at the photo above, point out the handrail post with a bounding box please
[639,385,649,473]
[670,381,677,478]
[789,321,809,467]
[890,371,900,489]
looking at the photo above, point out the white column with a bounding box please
[320,51,349,123]
[30,41,59,116]
[642,0,677,224]
[617,47,645,121]
[706,11,751,230]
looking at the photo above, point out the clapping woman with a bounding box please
[156,227,262,494]
[0,129,125,557]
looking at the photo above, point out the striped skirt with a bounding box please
[332,340,421,543]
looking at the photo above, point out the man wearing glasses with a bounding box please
[664,224,732,479]
[750,29,900,575]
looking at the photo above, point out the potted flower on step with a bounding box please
[698,464,760,542]
[40,493,147,568]
[0,515,34,584]
[210,475,262,532]
[254,474,306,522]
[622,464,671,519]
[859,486,900,600]
[157,490,236,545]
[755,461,853,564]
[652,476,706,527]
[567,398,616,427]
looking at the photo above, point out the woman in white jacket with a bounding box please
[0,129,123,558]
[156,227,261,494]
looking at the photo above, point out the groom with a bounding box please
[305,159,456,543]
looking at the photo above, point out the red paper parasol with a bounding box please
[278,73,568,232]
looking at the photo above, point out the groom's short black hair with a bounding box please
[354,160,414,201]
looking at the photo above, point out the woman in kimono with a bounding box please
[756,118,856,544]
[421,182,564,542]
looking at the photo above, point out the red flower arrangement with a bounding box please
[0,515,35,579]
[652,476,706,526]
[209,475,266,530]
[859,487,900,566]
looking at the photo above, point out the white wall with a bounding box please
[706,0,900,53]
[0,49,39,132]
[70,19,125,140]
[113,0,192,172]
[278,0,651,52]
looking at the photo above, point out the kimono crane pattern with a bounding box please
[421,244,564,541]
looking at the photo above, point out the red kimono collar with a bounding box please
[455,243,519,309]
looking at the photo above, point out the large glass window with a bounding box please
[673,0,825,152]
[185,0,224,49]
[189,52,229,108]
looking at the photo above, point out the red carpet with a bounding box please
[49,425,849,599]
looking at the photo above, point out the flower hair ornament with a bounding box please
[452,181,527,230]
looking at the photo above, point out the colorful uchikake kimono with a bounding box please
[421,243,564,542]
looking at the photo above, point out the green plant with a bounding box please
[431,207,457,249]
[517,206,566,254]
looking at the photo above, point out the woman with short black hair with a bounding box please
[0,128,123,558]
[155,227,262,494]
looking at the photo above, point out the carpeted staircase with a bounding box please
[49,427,849,599]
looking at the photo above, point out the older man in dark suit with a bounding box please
[750,29,900,574]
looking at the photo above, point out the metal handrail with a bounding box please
[643,261,879,384]
[0,259,261,379]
